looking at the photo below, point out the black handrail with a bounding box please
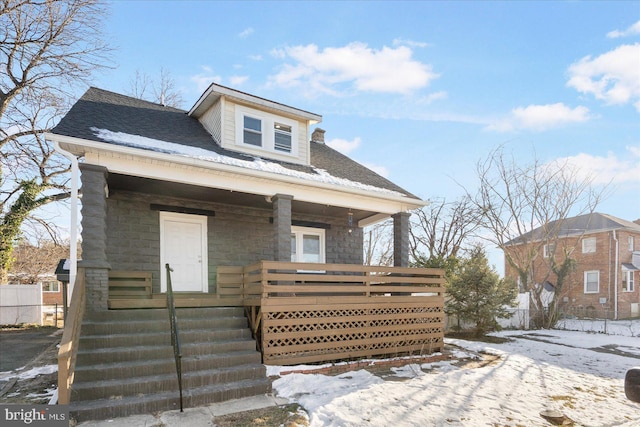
[165,263,183,412]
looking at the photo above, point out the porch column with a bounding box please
[273,194,293,262]
[393,212,411,267]
[79,164,111,311]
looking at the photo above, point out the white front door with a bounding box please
[160,212,208,293]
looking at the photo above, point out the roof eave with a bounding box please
[188,82,322,124]
[46,132,426,211]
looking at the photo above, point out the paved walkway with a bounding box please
[76,394,289,427]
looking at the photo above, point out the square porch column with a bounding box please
[393,212,411,267]
[272,194,293,262]
[78,163,111,311]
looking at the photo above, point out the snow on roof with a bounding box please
[91,127,406,198]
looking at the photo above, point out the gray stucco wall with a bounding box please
[105,191,363,293]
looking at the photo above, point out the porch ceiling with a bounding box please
[106,173,375,223]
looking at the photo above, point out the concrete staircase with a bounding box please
[69,307,271,422]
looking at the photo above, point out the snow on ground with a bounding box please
[271,324,640,427]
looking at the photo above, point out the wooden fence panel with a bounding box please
[225,261,446,366]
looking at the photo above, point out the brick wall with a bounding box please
[106,191,363,293]
[504,230,640,319]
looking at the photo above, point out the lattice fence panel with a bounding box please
[261,300,444,365]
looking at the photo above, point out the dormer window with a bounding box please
[236,105,298,157]
[243,116,262,147]
[274,123,292,152]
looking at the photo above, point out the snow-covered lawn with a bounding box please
[270,322,640,426]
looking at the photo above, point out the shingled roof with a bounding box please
[51,87,416,198]
[505,212,640,246]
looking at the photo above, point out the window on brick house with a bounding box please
[629,236,635,252]
[623,270,635,292]
[584,270,599,293]
[42,281,60,292]
[543,243,555,258]
[582,237,596,253]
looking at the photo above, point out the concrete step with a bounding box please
[84,306,245,322]
[72,364,267,402]
[81,316,248,335]
[71,306,267,422]
[78,327,252,349]
[76,338,257,364]
[74,350,263,383]
[69,377,272,423]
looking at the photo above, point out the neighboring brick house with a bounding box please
[504,213,640,320]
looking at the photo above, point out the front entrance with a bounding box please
[160,212,208,293]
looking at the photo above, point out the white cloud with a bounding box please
[229,75,249,86]
[418,91,448,104]
[327,137,361,154]
[392,38,430,48]
[606,20,640,38]
[268,42,438,96]
[248,54,262,61]
[190,66,222,92]
[239,27,254,38]
[486,103,592,132]
[567,43,640,111]
[550,145,640,185]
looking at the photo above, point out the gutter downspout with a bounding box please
[52,141,79,297]
[613,230,619,320]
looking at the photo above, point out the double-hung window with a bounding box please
[623,270,635,292]
[543,243,555,258]
[274,123,292,152]
[584,270,599,293]
[291,226,325,264]
[42,281,60,292]
[236,106,297,156]
[629,236,635,252]
[582,237,596,254]
[243,116,262,147]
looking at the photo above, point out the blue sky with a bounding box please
[88,1,639,225]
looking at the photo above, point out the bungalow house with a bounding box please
[503,213,640,321]
[46,84,445,421]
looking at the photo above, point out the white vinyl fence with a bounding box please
[0,284,43,325]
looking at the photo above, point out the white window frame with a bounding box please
[543,243,555,258]
[584,270,599,294]
[42,281,60,292]
[582,237,596,254]
[291,226,325,264]
[623,270,635,292]
[242,115,263,147]
[235,105,298,156]
[629,236,635,252]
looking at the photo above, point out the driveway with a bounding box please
[0,326,61,372]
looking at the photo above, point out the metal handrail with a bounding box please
[165,263,183,412]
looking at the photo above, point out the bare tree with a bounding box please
[9,238,72,284]
[0,0,112,282]
[409,196,481,275]
[471,146,605,328]
[363,219,394,266]
[127,67,184,108]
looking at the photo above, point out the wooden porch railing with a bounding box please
[57,268,86,404]
[234,261,445,365]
